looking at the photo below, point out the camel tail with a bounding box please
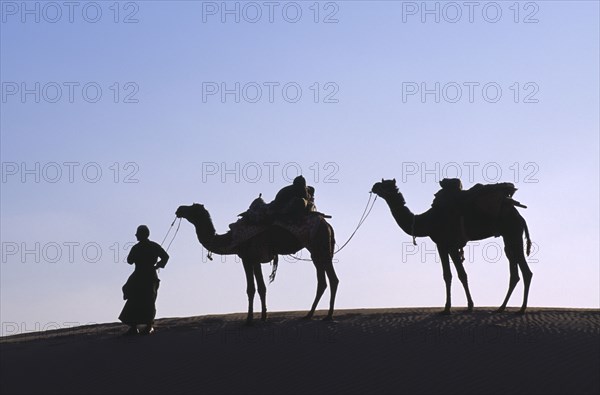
[269,255,279,284]
[523,219,532,256]
[329,223,336,257]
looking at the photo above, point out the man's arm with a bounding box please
[155,244,169,269]
[126,244,137,265]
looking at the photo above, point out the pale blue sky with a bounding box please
[1,1,598,335]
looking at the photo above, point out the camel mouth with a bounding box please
[175,206,185,218]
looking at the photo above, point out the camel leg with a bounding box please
[322,259,339,321]
[449,249,474,312]
[517,251,533,314]
[438,247,452,314]
[253,263,268,321]
[305,263,327,320]
[496,242,520,313]
[242,260,256,325]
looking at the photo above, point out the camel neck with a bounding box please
[384,194,419,237]
[187,217,215,247]
[190,217,233,255]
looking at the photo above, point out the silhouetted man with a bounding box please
[119,225,169,335]
[269,175,316,220]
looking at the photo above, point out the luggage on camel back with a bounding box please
[228,176,331,248]
[432,178,527,230]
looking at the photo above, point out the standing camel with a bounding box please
[371,179,533,314]
[175,203,338,324]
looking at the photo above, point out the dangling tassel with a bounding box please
[269,255,279,284]
[207,251,213,261]
[411,216,417,246]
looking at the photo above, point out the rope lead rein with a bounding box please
[160,216,182,253]
[288,192,378,261]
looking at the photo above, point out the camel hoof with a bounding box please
[493,308,505,314]
[438,309,452,316]
[302,314,313,320]
[516,309,526,315]
[463,308,473,313]
[261,313,268,322]
[322,315,334,322]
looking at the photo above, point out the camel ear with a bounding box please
[393,178,396,184]
[381,178,384,182]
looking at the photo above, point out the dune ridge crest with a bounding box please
[1,308,598,394]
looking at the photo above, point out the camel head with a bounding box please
[371,178,406,204]
[176,203,211,224]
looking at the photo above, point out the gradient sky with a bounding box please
[1,1,598,335]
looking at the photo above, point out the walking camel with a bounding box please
[175,203,338,324]
[371,179,533,314]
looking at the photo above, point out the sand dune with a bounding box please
[1,308,598,394]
